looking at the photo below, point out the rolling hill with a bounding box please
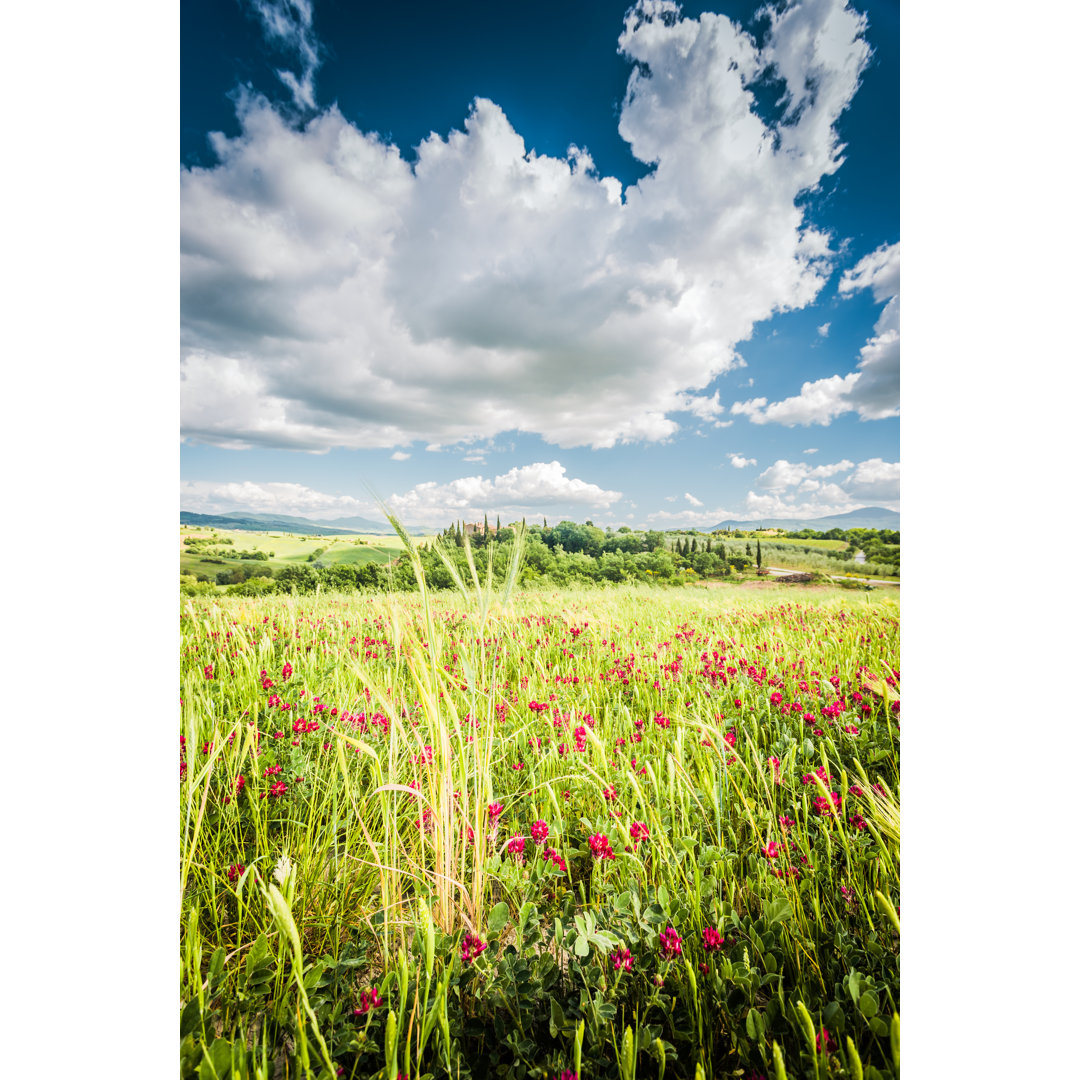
[180,511,432,536]
[709,507,900,532]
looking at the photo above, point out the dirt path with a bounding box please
[765,566,898,587]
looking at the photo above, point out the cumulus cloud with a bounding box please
[732,240,899,426]
[182,0,872,452]
[390,451,410,461]
[181,480,372,520]
[685,492,704,506]
[839,241,900,302]
[728,452,757,468]
[648,507,730,527]
[247,0,322,110]
[817,322,830,337]
[742,454,898,517]
[755,457,854,490]
[385,461,622,522]
[843,457,900,501]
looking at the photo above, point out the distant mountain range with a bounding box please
[179,511,432,536]
[709,507,899,532]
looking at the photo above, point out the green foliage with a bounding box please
[181,584,899,1079]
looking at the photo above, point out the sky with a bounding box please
[180,0,900,528]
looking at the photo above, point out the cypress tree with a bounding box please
[756,539,762,569]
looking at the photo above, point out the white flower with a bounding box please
[273,854,292,886]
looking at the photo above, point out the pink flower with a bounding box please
[268,781,288,798]
[659,927,683,958]
[702,927,724,951]
[460,932,488,964]
[629,821,650,846]
[353,985,383,1015]
[813,792,842,816]
[226,863,245,883]
[506,835,526,861]
[531,819,549,844]
[487,802,504,823]
[589,833,615,861]
[762,841,781,859]
[723,729,737,748]
[611,947,634,971]
[816,1027,836,1054]
[542,847,567,872]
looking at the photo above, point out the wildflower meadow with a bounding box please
[181,526,900,1080]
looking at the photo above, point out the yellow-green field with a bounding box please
[180,528,437,579]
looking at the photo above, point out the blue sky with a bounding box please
[181,0,900,528]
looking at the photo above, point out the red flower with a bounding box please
[353,985,383,1015]
[589,833,615,860]
[659,927,682,957]
[611,947,634,971]
[702,927,724,951]
[460,932,488,964]
[542,847,567,872]
[226,863,245,883]
[531,819,549,843]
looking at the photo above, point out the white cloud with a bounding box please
[247,0,322,110]
[182,1,872,452]
[732,241,899,426]
[462,452,487,463]
[685,492,704,506]
[743,485,855,519]
[390,451,411,461]
[742,454,898,517]
[839,241,900,302]
[843,457,900,501]
[728,452,757,468]
[817,322,830,337]
[803,447,819,453]
[180,480,372,520]
[385,461,622,523]
[647,507,729,527]
[756,457,854,490]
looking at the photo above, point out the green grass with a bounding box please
[181,555,899,1080]
[181,528,437,578]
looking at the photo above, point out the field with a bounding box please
[181,566,899,1080]
[181,528,437,580]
